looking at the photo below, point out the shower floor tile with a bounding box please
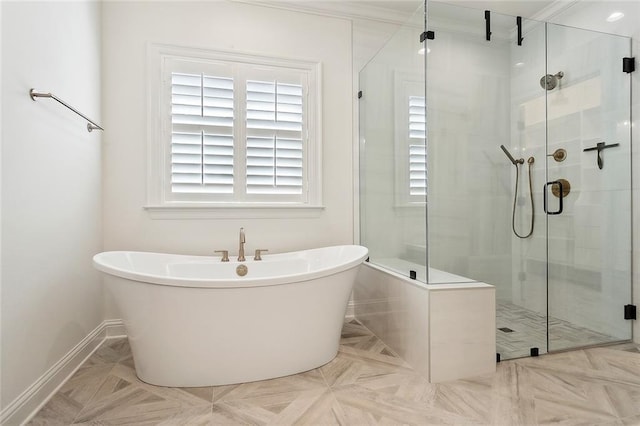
[28,319,640,425]
[497,301,622,360]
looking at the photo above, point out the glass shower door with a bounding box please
[545,23,632,351]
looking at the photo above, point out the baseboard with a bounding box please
[1,319,125,425]
[103,318,127,339]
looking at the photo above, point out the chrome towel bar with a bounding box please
[29,88,103,132]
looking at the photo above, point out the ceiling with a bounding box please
[352,0,559,19]
[437,1,557,19]
[238,0,561,23]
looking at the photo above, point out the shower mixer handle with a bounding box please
[547,148,567,162]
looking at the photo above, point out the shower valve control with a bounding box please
[548,148,567,162]
[551,179,570,198]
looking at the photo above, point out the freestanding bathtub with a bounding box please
[93,245,368,387]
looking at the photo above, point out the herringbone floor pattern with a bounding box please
[28,320,640,425]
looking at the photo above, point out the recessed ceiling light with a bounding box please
[418,47,431,55]
[515,62,525,67]
[606,11,624,22]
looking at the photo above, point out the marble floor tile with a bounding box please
[91,338,132,364]
[333,384,444,425]
[497,301,621,360]
[27,392,84,426]
[27,319,640,426]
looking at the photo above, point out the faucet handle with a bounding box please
[254,249,268,261]
[214,250,229,262]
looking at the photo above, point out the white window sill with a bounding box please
[144,204,325,219]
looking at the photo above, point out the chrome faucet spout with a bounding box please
[238,228,246,261]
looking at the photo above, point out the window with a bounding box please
[393,72,426,205]
[146,44,322,217]
[408,96,426,197]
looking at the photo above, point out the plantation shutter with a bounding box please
[157,50,317,207]
[171,72,234,194]
[409,96,426,196]
[246,80,304,195]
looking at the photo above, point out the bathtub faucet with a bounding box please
[238,228,246,261]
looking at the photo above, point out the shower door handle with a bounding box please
[543,180,563,215]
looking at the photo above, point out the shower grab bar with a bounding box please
[29,89,104,132]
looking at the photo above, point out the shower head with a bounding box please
[540,71,564,90]
[500,145,524,165]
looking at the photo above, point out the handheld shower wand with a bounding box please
[500,145,534,239]
[500,144,524,165]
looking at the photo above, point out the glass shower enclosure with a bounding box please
[359,4,428,283]
[359,1,633,360]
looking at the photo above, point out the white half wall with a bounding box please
[101,2,353,318]
[1,0,103,411]
[353,263,496,383]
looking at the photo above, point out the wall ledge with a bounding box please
[1,319,125,426]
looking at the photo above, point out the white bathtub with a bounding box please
[93,245,368,387]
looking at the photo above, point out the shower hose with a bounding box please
[511,158,535,238]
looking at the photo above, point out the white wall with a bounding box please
[0,0,103,410]
[101,2,353,318]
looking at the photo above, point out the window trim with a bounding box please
[146,43,323,218]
